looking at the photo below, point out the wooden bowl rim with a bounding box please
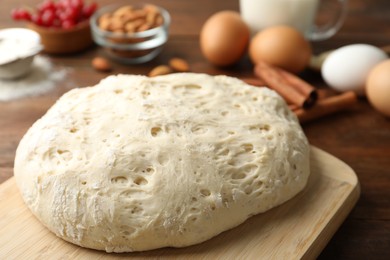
[27,20,90,35]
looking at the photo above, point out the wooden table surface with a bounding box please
[1,0,389,259]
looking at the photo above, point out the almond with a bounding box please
[144,4,159,13]
[98,4,163,34]
[155,15,164,26]
[148,65,172,77]
[169,58,190,72]
[125,22,136,33]
[92,57,112,72]
[145,7,158,24]
[131,18,146,30]
[113,6,134,18]
[109,17,124,31]
[137,23,151,32]
[98,16,111,31]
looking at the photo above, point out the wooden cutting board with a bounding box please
[0,146,359,260]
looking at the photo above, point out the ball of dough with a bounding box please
[14,73,310,252]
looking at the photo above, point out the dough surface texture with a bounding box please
[14,73,310,252]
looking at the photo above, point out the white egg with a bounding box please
[321,44,388,95]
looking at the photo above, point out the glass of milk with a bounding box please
[239,0,348,41]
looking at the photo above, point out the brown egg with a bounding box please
[366,59,390,117]
[249,26,312,73]
[200,11,250,66]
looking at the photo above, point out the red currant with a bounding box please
[41,9,55,27]
[82,2,97,19]
[11,8,31,21]
[31,14,44,26]
[61,19,76,29]
[11,0,98,29]
[38,0,56,14]
[70,0,84,10]
[57,0,71,11]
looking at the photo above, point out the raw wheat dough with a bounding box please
[14,73,310,252]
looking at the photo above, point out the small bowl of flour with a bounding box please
[0,28,42,80]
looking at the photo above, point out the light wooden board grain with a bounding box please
[0,146,359,260]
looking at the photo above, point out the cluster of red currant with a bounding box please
[11,0,98,29]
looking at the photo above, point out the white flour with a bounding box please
[0,55,67,101]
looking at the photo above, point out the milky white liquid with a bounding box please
[239,0,319,37]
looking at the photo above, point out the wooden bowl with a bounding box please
[27,21,93,54]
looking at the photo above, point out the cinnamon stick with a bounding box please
[254,62,318,108]
[288,104,300,111]
[241,77,266,87]
[317,88,341,100]
[241,75,356,123]
[381,45,390,55]
[294,91,358,123]
[278,69,318,108]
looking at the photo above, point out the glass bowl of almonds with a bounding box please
[90,4,170,64]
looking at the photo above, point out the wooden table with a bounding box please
[1,0,389,259]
